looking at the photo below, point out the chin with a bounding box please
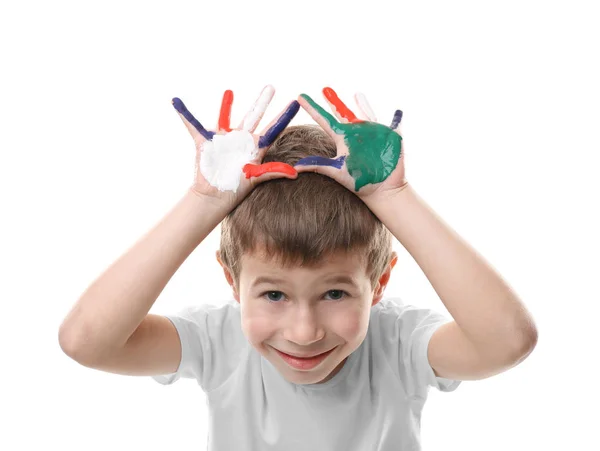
[282,366,332,385]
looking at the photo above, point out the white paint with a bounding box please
[242,85,275,131]
[355,92,377,122]
[200,130,257,193]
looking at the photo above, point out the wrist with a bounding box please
[362,181,412,210]
[187,185,238,214]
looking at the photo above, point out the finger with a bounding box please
[218,90,234,132]
[298,94,345,137]
[239,85,275,132]
[294,155,346,169]
[243,162,298,180]
[292,156,347,180]
[257,100,300,149]
[323,87,362,124]
[354,92,377,122]
[172,97,214,141]
[390,110,403,131]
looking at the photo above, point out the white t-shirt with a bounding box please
[152,297,461,450]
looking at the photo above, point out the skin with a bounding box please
[216,249,398,385]
[171,86,301,206]
[294,88,406,197]
[298,93,402,192]
[291,88,538,382]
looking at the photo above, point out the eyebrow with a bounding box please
[251,275,360,289]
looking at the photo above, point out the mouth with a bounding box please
[272,346,337,371]
[277,348,334,358]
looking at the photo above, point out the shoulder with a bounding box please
[368,296,451,362]
[369,296,461,394]
[175,298,240,323]
[372,296,449,326]
[167,299,243,348]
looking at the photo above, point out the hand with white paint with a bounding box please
[172,85,300,207]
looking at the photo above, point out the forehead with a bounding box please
[240,248,368,278]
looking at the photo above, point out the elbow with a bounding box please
[58,323,115,367]
[58,324,96,365]
[508,318,538,364]
[58,324,82,360]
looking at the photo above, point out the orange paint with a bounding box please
[243,162,297,179]
[323,87,362,123]
[219,90,234,132]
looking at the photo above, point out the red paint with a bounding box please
[243,162,297,179]
[218,90,234,132]
[323,87,363,123]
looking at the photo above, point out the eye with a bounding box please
[263,291,285,303]
[325,290,348,300]
[261,290,349,303]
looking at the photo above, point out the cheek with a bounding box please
[241,307,275,342]
[331,305,370,338]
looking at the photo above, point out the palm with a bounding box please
[295,88,407,199]
[171,86,299,202]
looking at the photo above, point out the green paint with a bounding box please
[301,94,346,134]
[301,94,402,191]
[343,122,402,191]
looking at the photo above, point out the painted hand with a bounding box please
[172,85,300,202]
[295,87,407,200]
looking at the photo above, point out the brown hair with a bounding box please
[219,125,394,292]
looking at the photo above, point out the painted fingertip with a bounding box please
[218,90,234,132]
[322,87,342,105]
[172,97,215,140]
[355,92,377,122]
[323,86,360,123]
[172,97,185,113]
[289,100,301,116]
[298,95,346,134]
[323,86,336,97]
[257,100,301,148]
[390,110,403,130]
[242,85,276,131]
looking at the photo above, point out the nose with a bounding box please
[283,306,325,345]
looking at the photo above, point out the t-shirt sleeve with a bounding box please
[379,298,462,397]
[151,301,245,392]
[413,317,462,394]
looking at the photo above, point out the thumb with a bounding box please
[242,162,298,185]
[172,97,214,142]
[293,155,346,179]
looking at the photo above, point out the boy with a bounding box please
[59,86,538,450]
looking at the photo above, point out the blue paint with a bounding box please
[295,155,346,168]
[258,101,300,148]
[390,110,403,130]
[172,97,215,140]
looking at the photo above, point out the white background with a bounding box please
[1,0,598,449]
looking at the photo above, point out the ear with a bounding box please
[215,250,240,302]
[371,252,398,307]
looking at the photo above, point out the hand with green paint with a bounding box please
[294,87,408,200]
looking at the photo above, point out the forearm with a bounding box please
[59,188,231,360]
[366,183,537,352]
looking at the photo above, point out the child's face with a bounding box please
[217,248,396,385]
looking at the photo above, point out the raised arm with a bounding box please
[58,86,299,371]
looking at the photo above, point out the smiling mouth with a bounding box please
[275,348,335,359]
